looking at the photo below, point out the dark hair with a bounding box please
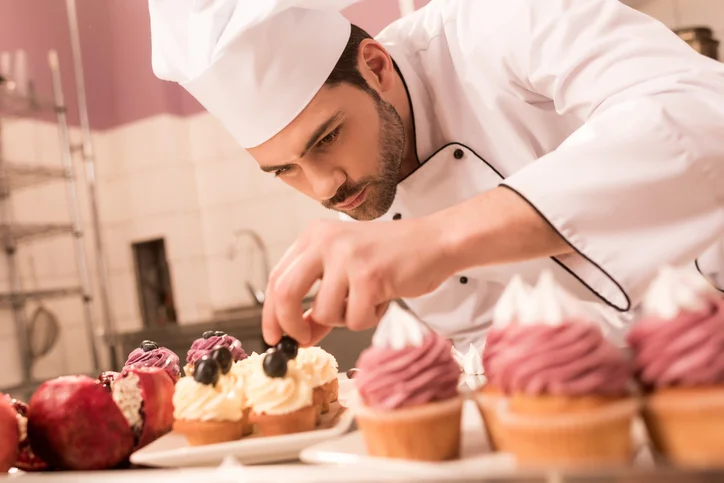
[324,24,374,92]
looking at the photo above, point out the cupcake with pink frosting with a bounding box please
[124,340,181,383]
[627,265,724,467]
[185,331,247,376]
[354,302,462,461]
[478,271,637,467]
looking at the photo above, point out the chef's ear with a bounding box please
[358,39,396,93]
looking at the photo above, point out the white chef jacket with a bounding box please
[342,0,724,350]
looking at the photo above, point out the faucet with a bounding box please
[227,229,270,307]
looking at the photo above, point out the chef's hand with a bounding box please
[261,217,454,346]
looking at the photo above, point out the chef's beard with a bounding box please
[322,91,405,221]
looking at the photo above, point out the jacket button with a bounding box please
[392,213,402,220]
[453,149,464,160]
[459,276,468,284]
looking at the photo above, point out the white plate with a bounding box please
[130,377,356,468]
[300,399,517,478]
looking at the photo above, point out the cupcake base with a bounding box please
[474,386,505,452]
[173,419,244,446]
[479,394,639,468]
[252,405,316,437]
[643,387,724,467]
[313,387,325,425]
[323,378,339,404]
[354,396,463,462]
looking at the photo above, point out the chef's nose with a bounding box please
[307,166,345,201]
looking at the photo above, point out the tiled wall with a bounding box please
[0,109,336,389]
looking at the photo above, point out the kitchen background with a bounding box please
[0,0,720,398]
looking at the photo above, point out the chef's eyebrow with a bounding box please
[259,110,344,173]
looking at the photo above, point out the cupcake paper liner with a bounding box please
[354,396,463,462]
[477,394,639,468]
[323,378,339,404]
[312,387,325,425]
[473,386,506,452]
[643,387,724,467]
[251,405,317,437]
[173,418,245,446]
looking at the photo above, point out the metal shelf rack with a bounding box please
[0,51,100,394]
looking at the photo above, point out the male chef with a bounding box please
[148,0,724,350]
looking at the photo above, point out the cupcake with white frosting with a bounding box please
[295,346,339,419]
[628,265,724,467]
[245,349,315,436]
[172,351,246,446]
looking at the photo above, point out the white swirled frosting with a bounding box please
[493,271,588,326]
[371,302,430,350]
[642,266,715,320]
[451,343,484,375]
[245,362,312,415]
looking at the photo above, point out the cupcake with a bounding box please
[478,271,637,467]
[478,276,532,452]
[214,348,253,436]
[627,266,724,467]
[172,352,246,446]
[452,343,485,392]
[185,331,247,376]
[231,351,263,384]
[124,340,181,382]
[245,348,316,436]
[354,302,462,461]
[295,344,339,420]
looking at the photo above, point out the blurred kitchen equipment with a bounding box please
[675,27,719,60]
[26,257,61,361]
[227,229,271,306]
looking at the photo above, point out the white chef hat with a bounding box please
[148,0,361,149]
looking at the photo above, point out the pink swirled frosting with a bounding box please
[186,334,247,366]
[355,333,460,410]
[124,347,181,382]
[486,322,631,396]
[628,296,724,389]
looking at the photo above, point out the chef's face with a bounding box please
[249,80,405,221]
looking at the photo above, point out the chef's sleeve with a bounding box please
[462,0,724,310]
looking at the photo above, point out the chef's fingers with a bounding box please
[268,239,302,283]
[311,269,349,327]
[262,240,304,345]
[273,254,323,345]
[346,285,383,331]
[261,290,282,346]
[303,310,334,346]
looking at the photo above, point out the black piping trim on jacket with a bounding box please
[499,184,631,312]
[695,258,724,293]
[393,59,631,312]
[411,139,633,312]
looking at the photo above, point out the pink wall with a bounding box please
[1,0,430,130]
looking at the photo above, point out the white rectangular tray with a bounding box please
[130,377,356,467]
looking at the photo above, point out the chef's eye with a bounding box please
[317,126,341,148]
[274,166,292,177]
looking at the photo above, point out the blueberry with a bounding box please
[141,340,158,352]
[210,347,233,375]
[194,358,220,386]
[202,331,214,339]
[276,335,298,360]
[263,349,289,378]
[214,331,225,337]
